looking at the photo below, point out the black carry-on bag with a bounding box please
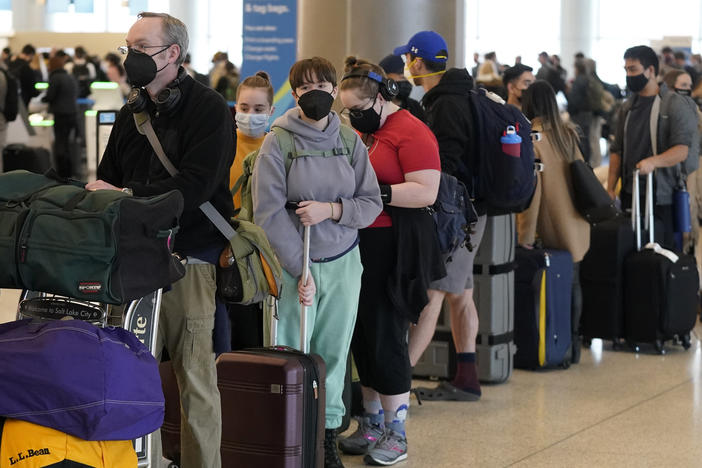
[623,170,698,353]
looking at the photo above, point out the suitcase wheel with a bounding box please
[582,337,592,349]
[629,341,640,353]
[654,340,665,355]
[560,359,571,370]
[681,334,691,350]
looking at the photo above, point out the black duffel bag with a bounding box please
[0,170,185,304]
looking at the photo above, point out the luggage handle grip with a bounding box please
[632,169,654,250]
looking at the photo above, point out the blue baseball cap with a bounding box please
[393,31,448,62]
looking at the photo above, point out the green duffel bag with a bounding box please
[0,170,185,304]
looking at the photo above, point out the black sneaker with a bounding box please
[324,428,345,468]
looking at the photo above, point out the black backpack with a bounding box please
[469,88,537,215]
[430,172,479,257]
[0,68,18,122]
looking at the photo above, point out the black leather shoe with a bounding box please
[324,428,345,468]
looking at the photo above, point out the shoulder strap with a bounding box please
[133,111,237,241]
[338,124,357,166]
[650,94,661,156]
[271,126,297,175]
[230,148,258,196]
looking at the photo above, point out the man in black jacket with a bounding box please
[9,44,39,108]
[86,12,234,468]
[394,31,487,402]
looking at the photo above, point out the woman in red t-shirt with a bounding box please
[337,56,441,466]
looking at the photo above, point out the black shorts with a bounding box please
[352,227,411,395]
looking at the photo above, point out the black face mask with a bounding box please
[297,89,334,121]
[349,97,383,134]
[675,88,691,96]
[396,80,413,100]
[124,46,170,88]
[626,72,649,94]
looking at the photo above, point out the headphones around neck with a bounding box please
[341,69,399,101]
[127,66,187,115]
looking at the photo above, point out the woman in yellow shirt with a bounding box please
[231,71,275,210]
[229,71,274,349]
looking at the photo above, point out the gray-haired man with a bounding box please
[87,12,235,467]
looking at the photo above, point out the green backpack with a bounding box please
[232,124,358,222]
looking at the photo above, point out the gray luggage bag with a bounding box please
[413,215,516,384]
[473,214,516,383]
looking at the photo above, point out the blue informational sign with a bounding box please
[240,0,297,123]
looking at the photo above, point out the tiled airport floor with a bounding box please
[2,288,701,467]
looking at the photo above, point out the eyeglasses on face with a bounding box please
[117,44,171,56]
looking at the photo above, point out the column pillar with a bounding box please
[560,0,597,75]
[297,0,465,73]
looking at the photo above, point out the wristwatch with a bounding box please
[121,187,133,196]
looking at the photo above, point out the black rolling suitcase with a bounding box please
[580,217,634,345]
[514,248,573,369]
[580,179,662,347]
[2,143,51,173]
[623,171,698,353]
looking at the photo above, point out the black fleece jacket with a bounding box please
[97,71,235,255]
[421,68,477,198]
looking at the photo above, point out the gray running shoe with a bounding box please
[363,428,408,466]
[338,417,384,455]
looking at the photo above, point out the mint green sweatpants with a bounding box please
[267,246,362,429]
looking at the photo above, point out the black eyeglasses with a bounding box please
[341,96,377,119]
[118,44,171,56]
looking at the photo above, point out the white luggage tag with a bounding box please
[644,242,679,263]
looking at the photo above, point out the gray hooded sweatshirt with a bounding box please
[252,107,382,277]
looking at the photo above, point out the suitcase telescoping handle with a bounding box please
[268,225,311,354]
[632,169,654,250]
[300,224,311,354]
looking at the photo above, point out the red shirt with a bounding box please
[366,109,441,228]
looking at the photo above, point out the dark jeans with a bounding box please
[53,112,77,178]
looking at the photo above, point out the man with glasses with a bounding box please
[86,12,234,468]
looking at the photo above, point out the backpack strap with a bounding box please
[338,124,357,166]
[230,149,258,196]
[274,125,356,175]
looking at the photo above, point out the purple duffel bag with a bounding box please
[0,318,164,441]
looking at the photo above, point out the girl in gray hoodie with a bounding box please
[251,57,382,467]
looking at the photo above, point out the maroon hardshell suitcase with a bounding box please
[220,224,326,467]
[218,345,325,467]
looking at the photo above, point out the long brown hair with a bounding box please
[522,80,581,163]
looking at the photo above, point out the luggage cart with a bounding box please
[17,289,163,468]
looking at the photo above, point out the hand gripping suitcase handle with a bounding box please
[632,169,654,250]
